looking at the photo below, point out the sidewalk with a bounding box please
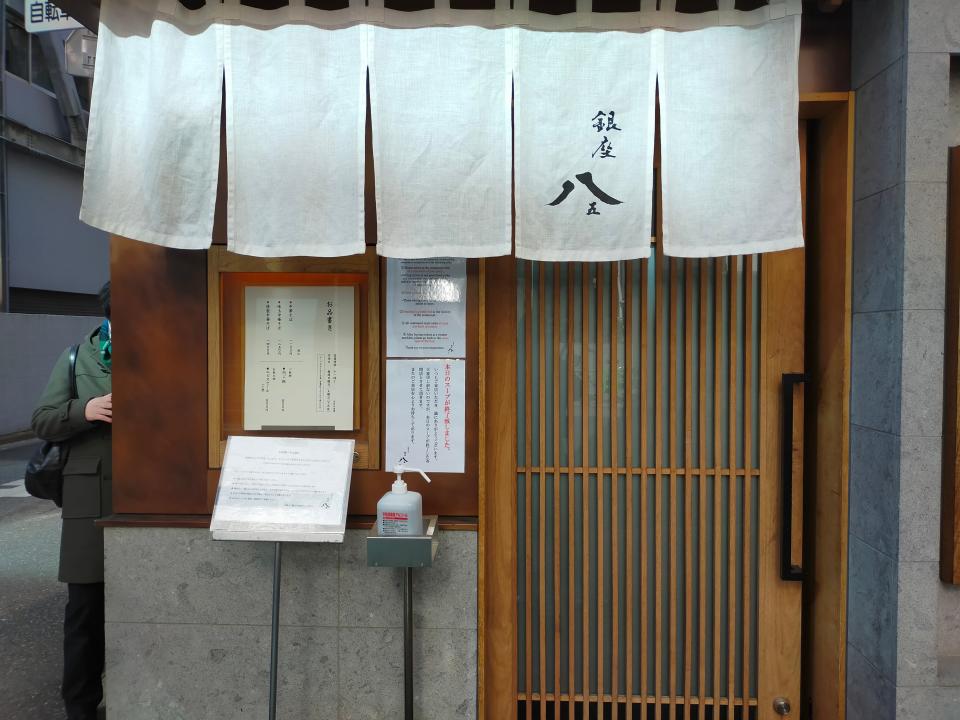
[0,438,67,720]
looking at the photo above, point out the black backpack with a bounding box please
[24,345,79,507]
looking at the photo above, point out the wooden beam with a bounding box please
[942,147,960,585]
[479,256,518,719]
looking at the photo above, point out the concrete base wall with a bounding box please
[0,313,100,437]
[103,527,477,720]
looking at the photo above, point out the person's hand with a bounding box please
[85,394,112,424]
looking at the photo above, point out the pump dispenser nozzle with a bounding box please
[392,464,432,492]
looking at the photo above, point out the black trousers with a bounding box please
[63,582,104,720]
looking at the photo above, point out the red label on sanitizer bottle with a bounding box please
[381,511,409,532]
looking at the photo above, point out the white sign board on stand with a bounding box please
[211,436,354,543]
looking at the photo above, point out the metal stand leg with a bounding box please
[269,542,282,720]
[403,566,413,720]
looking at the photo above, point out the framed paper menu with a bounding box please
[243,285,355,431]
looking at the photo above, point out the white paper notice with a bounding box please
[210,436,355,542]
[244,286,355,431]
[386,258,467,358]
[385,359,465,473]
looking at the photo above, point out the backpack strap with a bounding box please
[68,344,79,400]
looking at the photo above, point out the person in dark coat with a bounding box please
[32,281,112,720]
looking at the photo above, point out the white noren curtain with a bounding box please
[225,24,367,257]
[514,29,657,262]
[369,26,513,258]
[80,0,223,249]
[659,16,803,257]
[80,0,805,262]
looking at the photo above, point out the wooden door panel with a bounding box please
[481,124,810,720]
[496,251,801,720]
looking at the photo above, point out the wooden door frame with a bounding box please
[477,93,854,720]
[479,255,519,720]
[798,92,855,720]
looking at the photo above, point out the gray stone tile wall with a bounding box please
[104,527,477,720]
[848,536,900,681]
[851,0,905,89]
[850,426,901,558]
[848,644,897,720]
[853,184,905,314]
[850,0,960,716]
[854,58,905,201]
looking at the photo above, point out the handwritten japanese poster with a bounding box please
[385,359,465,473]
[244,286,355,432]
[386,258,467,358]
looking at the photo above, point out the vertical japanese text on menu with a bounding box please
[244,285,355,431]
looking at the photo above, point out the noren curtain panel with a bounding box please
[80,0,803,261]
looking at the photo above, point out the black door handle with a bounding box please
[780,373,805,582]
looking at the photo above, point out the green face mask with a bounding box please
[99,319,112,369]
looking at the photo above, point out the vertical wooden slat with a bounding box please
[596,263,606,717]
[712,259,722,713]
[567,265,576,717]
[654,246,664,720]
[581,263,591,720]
[640,258,649,719]
[524,262,534,720]
[625,262,635,717]
[684,260,694,716]
[728,259,738,711]
[553,265,562,713]
[669,256,678,719]
[743,256,754,705]
[480,256,518,720]
[698,259,708,707]
[611,263,621,711]
[539,264,547,720]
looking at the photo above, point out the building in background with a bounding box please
[0,0,108,438]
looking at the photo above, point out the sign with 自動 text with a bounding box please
[385,359,465,473]
[25,2,82,33]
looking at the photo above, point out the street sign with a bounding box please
[25,2,82,33]
[65,29,96,77]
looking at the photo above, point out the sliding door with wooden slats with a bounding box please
[505,243,804,720]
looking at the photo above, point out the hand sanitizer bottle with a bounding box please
[377,465,432,536]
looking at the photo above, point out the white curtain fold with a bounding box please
[225,24,367,257]
[514,28,657,261]
[80,0,223,249]
[369,26,513,258]
[658,15,803,257]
